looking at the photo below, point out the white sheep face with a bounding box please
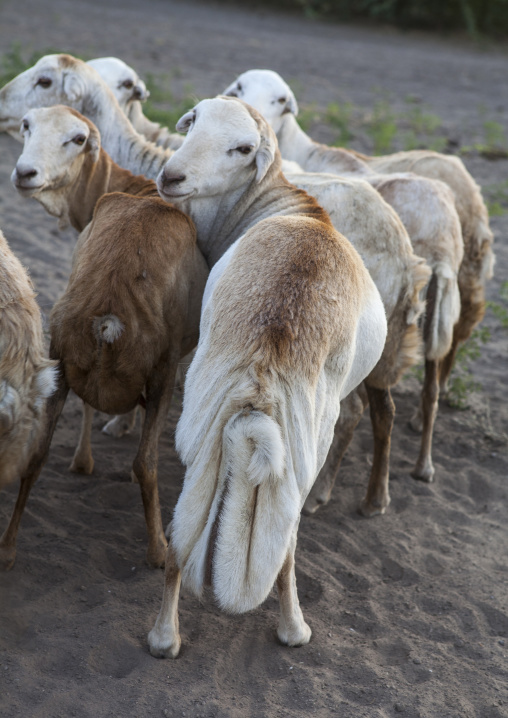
[0,55,95,136]
[87,57,149,111]
[223,70,298,134]
[11,106,99,198]
[157,97,276,202]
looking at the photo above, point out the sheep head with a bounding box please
[224,70,298,135]
[87,57,149,112]
[0,53,108,138]
[157,96,279,204]
[11,106,100,225]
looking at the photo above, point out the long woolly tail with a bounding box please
[424,262,461,361]
[172,407,301,614]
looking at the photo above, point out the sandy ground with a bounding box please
[0,1,507,717]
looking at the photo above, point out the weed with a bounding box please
[484,180,508,217]
[462,119,508,159]
[365,99,397,154]
[446,326,491,409]
[142,74,197,131]
[324,101,353,147]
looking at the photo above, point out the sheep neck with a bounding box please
[181,167,324,268]
[81,81,173,181]
[36,150,155,233]
[277,113,371,176]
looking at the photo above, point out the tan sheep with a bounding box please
[0,106,208,570]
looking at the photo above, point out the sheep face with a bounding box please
[157,96,277,202]
[11,107,100,200]
[87,57,149,111]
[224,70,298,134]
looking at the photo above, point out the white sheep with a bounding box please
[0,229,57,570]
[3,106,208,569]
[147,96,387,656]
[225,70,465,484]
[87,57,184,151]
[0,54,174,179]
[225,69,494,394]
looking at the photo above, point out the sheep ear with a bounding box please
[176,110,195,133]
[62,72,85,103]
[283,88,298,116]
[86,128,101,163]
[223,81,239,98]
[255,133,276,183]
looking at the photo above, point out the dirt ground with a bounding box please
[0,1,507,717]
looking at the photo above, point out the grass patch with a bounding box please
[324,101,353,147]
[365,99,398,155]
[142,73,197,131]
[484,180,508,217]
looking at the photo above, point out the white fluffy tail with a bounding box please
[93,314,124,344]
[424,262,461,361]
[172,408,301,615]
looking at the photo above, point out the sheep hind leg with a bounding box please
[148,540,182,658]
[277,528,311,647]
[303,386,368,516]
[358,384,394,517]
[411,359,440,483]
[131,354,178,568]
[439,294,486,394]
[102,407,138,438]
[69,402,95,474]
[0,365,69,571]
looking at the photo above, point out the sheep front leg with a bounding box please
[148,540,182,658]
[69,402,94,474]
[411,359,439,482]
[132,355,178,568]
[303,387,368,515]
[0,366,69,571]
[358,384,394,517]
[277,529,311,647]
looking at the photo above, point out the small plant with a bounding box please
[365,99,397,155]
[324,101,353,147]
[143,74,197,131]
[296,102,320,133]
[486,281,508,329]
[484,180,508,217]
[462,118,508,159]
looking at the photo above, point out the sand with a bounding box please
[0,1,507,716]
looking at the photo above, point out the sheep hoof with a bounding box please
[0,543,16,572]
[358,496,390,518]
[147,627,181,659]
[146,540,168,569]
[408,414,423,433]
[302,493,327,516]
[69,455,94,474]
[278,621,312,647]
[411,464,435,483]
[102,415,134,438]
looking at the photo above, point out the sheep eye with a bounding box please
[36,77,52,89]
[277,97,286,105]
[72,134,86,146]
[237,83,242,92]
[236,146,252,155]
[122,79,134,90]
[22,119,29,131]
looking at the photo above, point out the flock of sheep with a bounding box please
[0,54,495,659]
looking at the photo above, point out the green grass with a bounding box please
[142,73,197,131]
[324,101,353,147]
[484,180,508,217]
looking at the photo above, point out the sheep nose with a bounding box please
[161,171,186,187]
[16,166,38,181]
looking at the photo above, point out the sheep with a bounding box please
[146,95,387,657]
[225,69,494,393]
[225,70,465,484]
[78,56,431,509]
[1,106,208,570]
[0,54,175,180]
[0,229,58,569]
[87,57,184,151]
